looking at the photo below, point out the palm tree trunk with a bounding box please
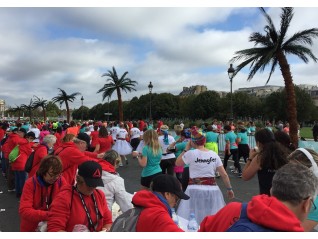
[117,88,123,122]
[65,101,70,123]
[43,108,46,122]
[277,50,298,148]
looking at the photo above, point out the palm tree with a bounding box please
[8,105,23,120]
[32,96,48,122]
[230,7,318,147]
[52,88,81,123]
[97,66,138,122]
[21,99,34,122]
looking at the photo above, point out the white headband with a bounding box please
[296,148,318,178]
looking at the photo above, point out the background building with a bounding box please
[0,99,5,118]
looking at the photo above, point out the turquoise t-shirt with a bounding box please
[225,131,238,149]
[141,145,162,177]
[308,196,318,222]
[174,135,181,141]
[237,132,248,145]
[205,132,219,143]
[175,141,187,159]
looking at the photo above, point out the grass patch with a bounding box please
[300,127,313,139]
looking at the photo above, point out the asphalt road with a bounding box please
[0,154,259,232]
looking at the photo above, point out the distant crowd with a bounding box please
[0,118,318,232]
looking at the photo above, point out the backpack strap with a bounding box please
[227,203,273,232]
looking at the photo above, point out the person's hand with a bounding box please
[227,190,234,199]
[97,153,105,159]
[248,148,258,160]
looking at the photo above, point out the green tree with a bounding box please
[46,101,61,118]
[32,96,48,122]
[52,88,81,123]
[191,91,220,120]
[97,66,138,122]
[21,99,34,122]
[7,105,23,120]
[231,7,318,147]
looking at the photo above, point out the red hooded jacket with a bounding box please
[19,175,67,232]
[28,144,49,178]
[54,142,97,185]
[10,137,32,171]
[2,133,20,158]
[47,185,112,232]
[132,190,184,232]
[199,195,304,232]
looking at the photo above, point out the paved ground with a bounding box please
[0,154,259,232]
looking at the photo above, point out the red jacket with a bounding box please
[19,175,67,232]
[53,132,64,150]
[28,144,49,178]
[90,131,99,148]
[199,195,304,232]
[2,133,20,158]
[47,185,112,232]
[96,136,114,153]
[132,190,184,232]
[11,137,32,171]
[54,142,97,185]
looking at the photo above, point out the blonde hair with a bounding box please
[62,134,76,143]
[143,130,161,156]
[174,125,183,135]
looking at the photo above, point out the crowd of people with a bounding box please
[0,118,318,232]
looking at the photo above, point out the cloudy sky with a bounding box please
[1,3,318,110]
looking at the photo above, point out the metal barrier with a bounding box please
[218,134,256,152]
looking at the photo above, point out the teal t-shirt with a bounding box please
[225,131,238,149]
[308,196,318,222]
[237,132,248,145]
[175,141,187,159]
[141,145,162,177]
[205,132,219,143]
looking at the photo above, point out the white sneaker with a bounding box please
[8,189,16,192]
[229,166,235,170]
[119,162,123,167]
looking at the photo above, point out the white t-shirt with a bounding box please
[182,149,223,178]
[117,128,128,139]
[158,135,176,160]
[110,126,120,140]
[130,127,141,140]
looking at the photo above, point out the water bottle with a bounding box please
[171,208,180,227]
[187,213,199,232]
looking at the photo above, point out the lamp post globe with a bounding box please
[148,81,153,121]
[227,64,235,121]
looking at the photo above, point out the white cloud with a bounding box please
[0,7,318,113]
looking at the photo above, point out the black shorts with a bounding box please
[141,172,162,188]
[130,138,140,151]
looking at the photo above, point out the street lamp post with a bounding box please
[227,64,235,121]
[81,96,84,121]
[148,81,153,121]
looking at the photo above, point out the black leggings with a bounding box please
[223,148,241,173]
[160,158,176,175]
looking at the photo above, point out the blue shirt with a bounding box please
[205,132,219,143]
[225,131,238,149]
[141,145,162,177]
[237,132,248,145]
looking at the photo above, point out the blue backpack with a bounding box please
[226,203,274,232]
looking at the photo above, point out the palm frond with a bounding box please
[284,44,318,63]
[283,28,318,47]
